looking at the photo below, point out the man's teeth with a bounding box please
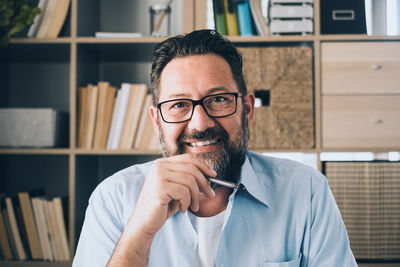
[189,139,218,147]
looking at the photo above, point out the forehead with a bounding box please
[158,54,238,101]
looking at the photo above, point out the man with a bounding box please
[73,30,357,266]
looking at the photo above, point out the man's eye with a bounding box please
[212,96,229,103]
[170,102,188,109]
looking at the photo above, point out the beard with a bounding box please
[158,110,249,189]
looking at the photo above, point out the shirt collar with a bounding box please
[238,152,273,207]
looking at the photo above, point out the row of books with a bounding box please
[212,0,268,36]
[0,193,69,261]
[27,0,70,38]
[78,82,160,150]
[212,0,316,36]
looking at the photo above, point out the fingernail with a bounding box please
[210,189,216,197]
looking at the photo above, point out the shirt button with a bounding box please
[185,240,192,246]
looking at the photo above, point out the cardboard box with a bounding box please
[0,108,68,147]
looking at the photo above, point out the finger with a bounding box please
[169,154,217,178]
[164,172,200,212]
[163,157,216,198]
[165,183,191,213]
[162,162,215,199]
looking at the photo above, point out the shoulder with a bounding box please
[89,161,154,208]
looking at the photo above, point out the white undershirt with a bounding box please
[188,210,227,267]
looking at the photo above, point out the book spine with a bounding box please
[213,0,227,35]
[224,0,239,36]
[237,0,255,36]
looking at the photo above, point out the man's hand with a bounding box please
[107,154,216,266]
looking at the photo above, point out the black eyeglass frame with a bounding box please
[157,92,243,123]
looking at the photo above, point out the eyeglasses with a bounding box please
[157,92,242,123]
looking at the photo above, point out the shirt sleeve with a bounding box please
[72,193,124,267]
[306,173,358,267]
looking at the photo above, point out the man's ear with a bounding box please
[244,92,255,128]
[149,105,160,137]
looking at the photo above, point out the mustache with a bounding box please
[178,127,229,143]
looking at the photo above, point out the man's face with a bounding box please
[150,54,255,184]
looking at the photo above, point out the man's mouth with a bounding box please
[186,139,220,147]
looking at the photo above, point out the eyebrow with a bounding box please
[166,87,230,99]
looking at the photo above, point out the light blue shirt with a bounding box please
[73,151,357,267]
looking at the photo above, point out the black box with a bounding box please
[320,0,366,34]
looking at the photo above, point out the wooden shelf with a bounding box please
[76,36,168,44]
[0,149,71,155]
[9,37,72,44]
[0,261,71,267]
[73,149,162,155]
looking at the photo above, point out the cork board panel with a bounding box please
[239,46,314,149]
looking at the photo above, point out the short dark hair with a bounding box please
[150,29,247,105]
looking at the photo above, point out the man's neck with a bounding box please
[190,187,233,217]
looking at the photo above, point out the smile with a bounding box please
[187,139,219,147]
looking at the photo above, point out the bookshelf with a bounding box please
[0,0,399,266]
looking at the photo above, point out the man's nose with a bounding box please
[187,104,216,131]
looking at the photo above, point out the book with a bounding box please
[2,208,17,259]
[95,32,143,38]
[36,0,58,38]
[27,0,49,37]
[31,197,53,261]
[119,84,148,149]
[249,0,269,35]
[106,84,131,149]
[223,0,239,36]
[45,199,61,261]
[0,199,13,260]
[93,82,117,149]
[77,86,88,148]
[5,197,26,260]
[237,0,255,36]
[83,84,99,149]
[133,94,152,150]
[212,0,227,35]
[106,88,121,149]
[45,0,71,38]
[14,199,31,259]
[53,197,69,260]
[18,192,43,259]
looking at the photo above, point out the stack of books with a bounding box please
[0,192,69,261]
[27,0,71,38]
[212,0,268,36]
[77,82,160,151]
[269,0,314,35]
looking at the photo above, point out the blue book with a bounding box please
[236,0,255,36]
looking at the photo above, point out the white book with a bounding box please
[106,83,131,149]
[270,19,313,33]
[270,5,314,19]
[95,32,143,38]
[27,0,49,37]
[106,88,122,149]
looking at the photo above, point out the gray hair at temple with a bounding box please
[150,29,247,105]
